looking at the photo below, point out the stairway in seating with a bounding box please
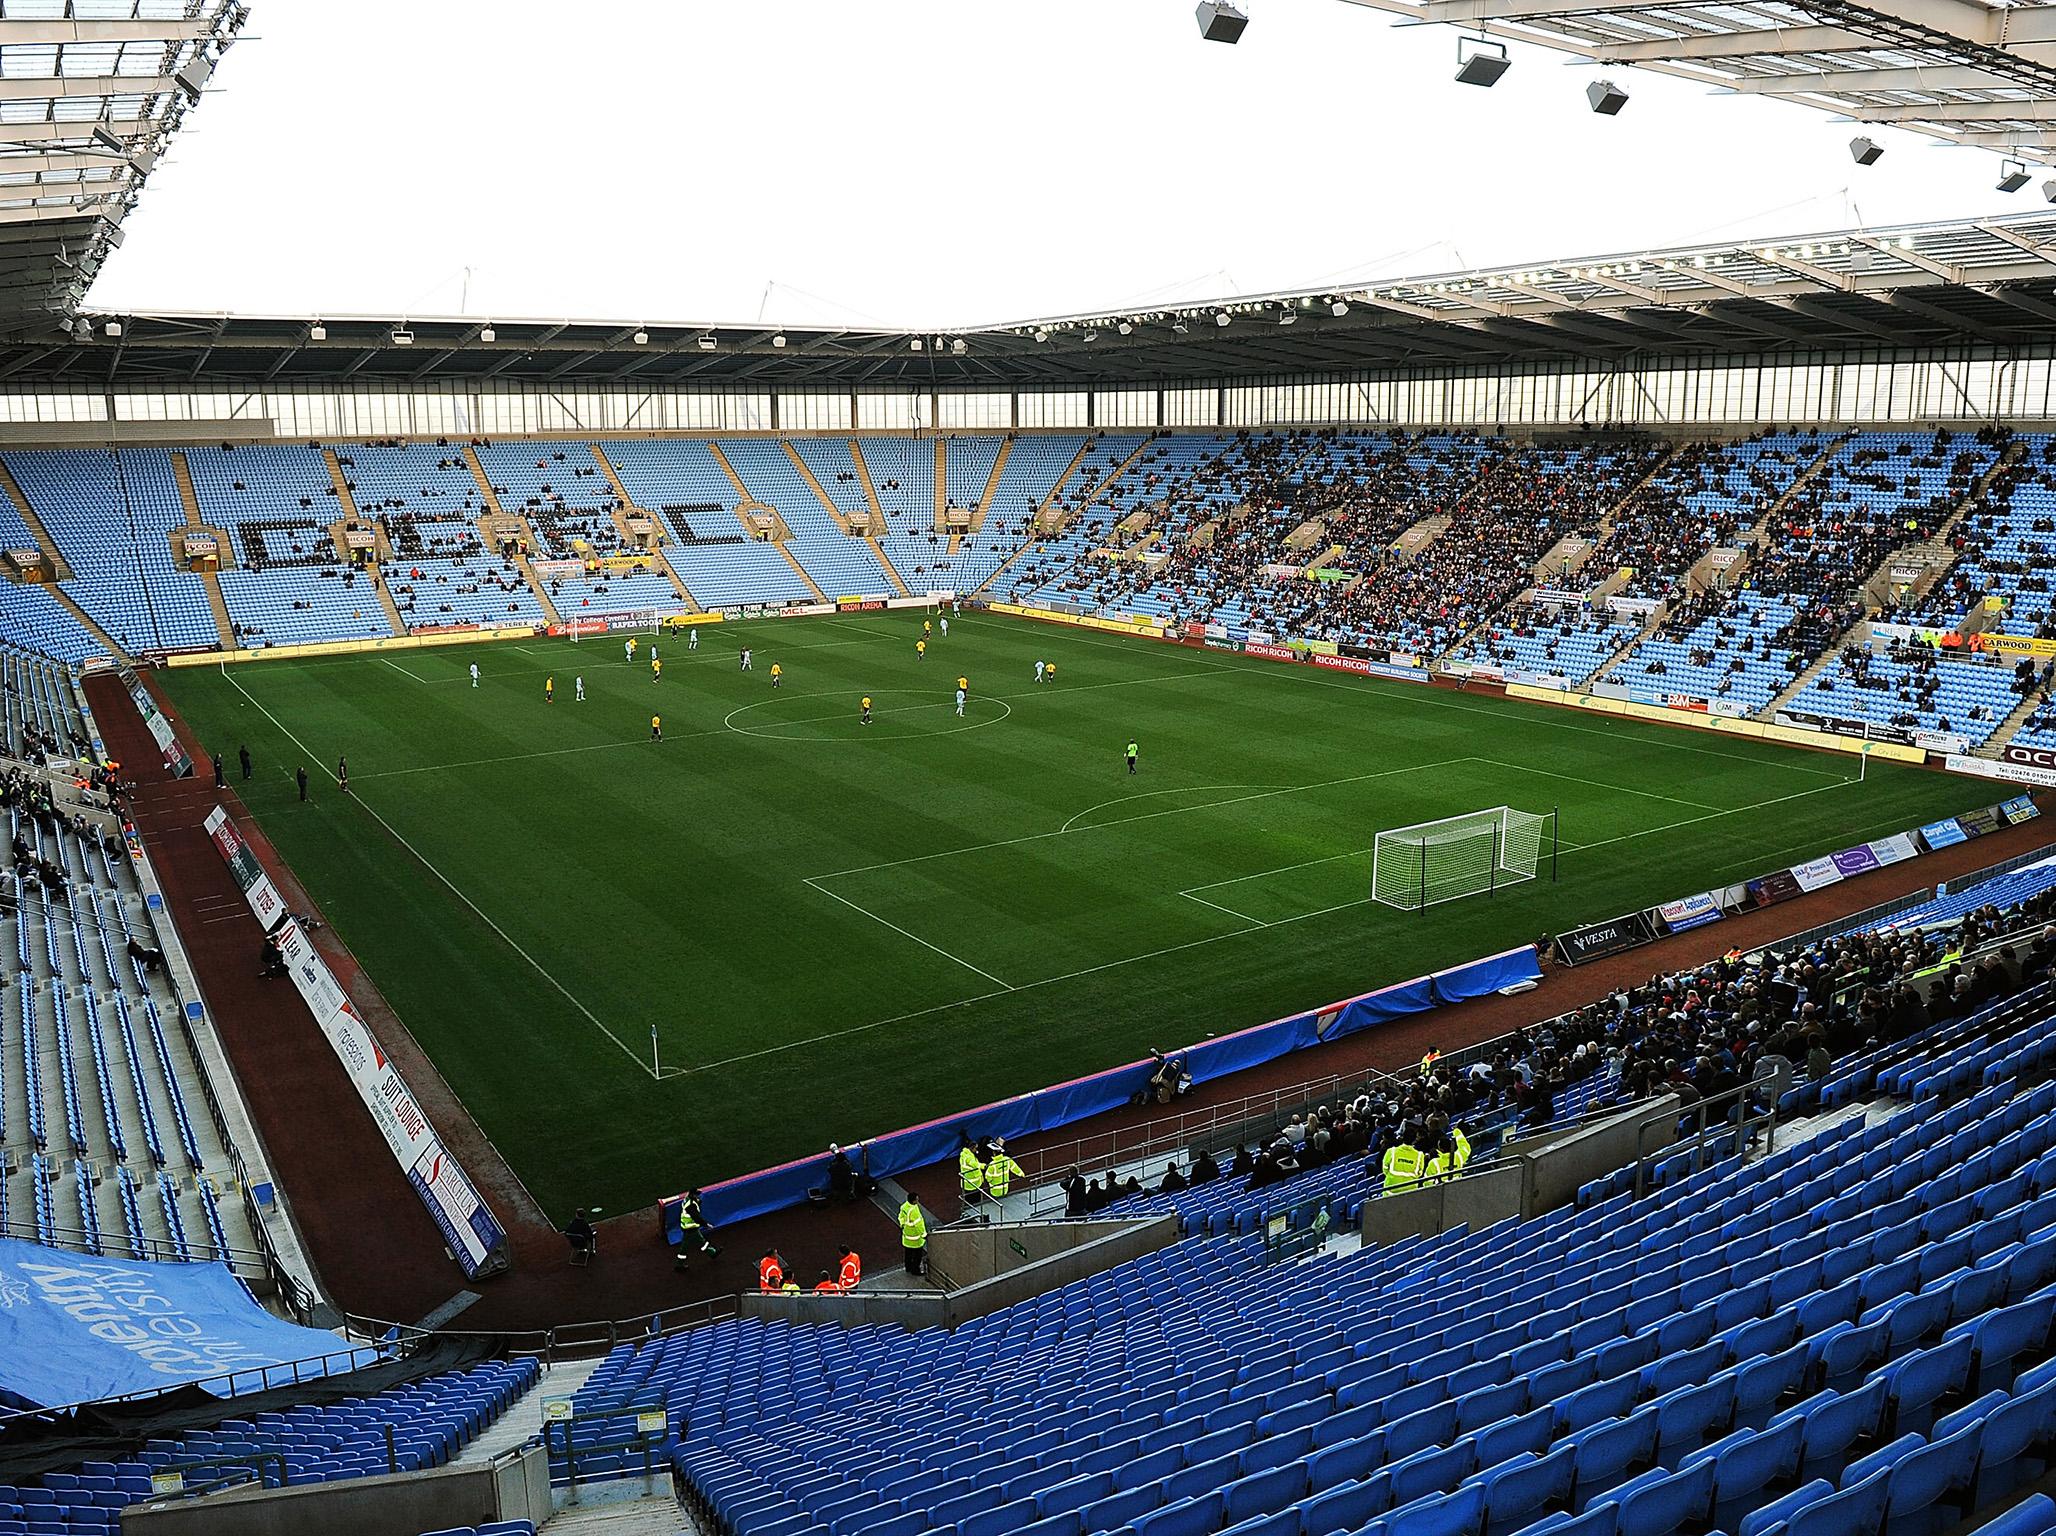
[452,1356,606,1467]
[463,448,562,625]
[169,451,236,649]
[0,454,72,581]
[1980,690,2049,760]
[970,436,1013,534]
[319,448,408,637]
[590,445,701,613]
[781,442,863,537]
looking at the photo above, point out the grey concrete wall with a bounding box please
[739,1217,1179,1331]
[120,1447,551,1536]
[737,1289,950,1329]
[1359,1096,1681,1247]
[927,1218,1160,1287]
[939,1217,1179,1324]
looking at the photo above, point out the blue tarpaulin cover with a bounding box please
[0,1238,362,1411]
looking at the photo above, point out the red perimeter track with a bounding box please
[93,669,2051,1335]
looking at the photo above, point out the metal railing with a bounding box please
[339,1291,743,1370]
[1940,839,2056,899]
[1627,1075,1780,1201]
[0,1213,274,1284]
[0,1340,389,1441]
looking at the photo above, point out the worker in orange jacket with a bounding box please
[837,1247,862,1291]
[758,1249,786,1294]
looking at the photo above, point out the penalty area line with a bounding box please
[801,875,1014,991]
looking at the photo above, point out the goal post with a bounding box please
[1371,805,1559,912]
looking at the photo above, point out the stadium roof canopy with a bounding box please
[0,2,244,334]
[32,212,2056,392]
[1337,0,2056,166]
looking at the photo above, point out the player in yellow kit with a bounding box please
[916,638,927,661]
[860,696,873,725]
[652,656,662,682]
[771,662,783,688]
[545,675,554,703]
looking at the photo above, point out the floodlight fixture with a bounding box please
[1849,136,1883,166]
[1456,37,1510,87]
[478,324,495,342]
[2044,181,2056,205]
[309,322,326,341]
[102,320,122,338]
[1033,328,1050,342]
[633,329,649,345]
[1330,299,1349,316]
[1214,311,1232,327]
[1171,318,1189,334]
[174,52,214,103]
[772,333,788,347]
[909,337,922,351]
[1277,308,1296,326]
[1999,159,2031,193]
[1195,2,1247,43]
[391,328,414,345]
[90,124,124,154]
[1586,79,1627,115]
[1117,321,1133,335]
[951,338,967,354]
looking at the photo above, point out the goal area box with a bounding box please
[1372,805,1558,912]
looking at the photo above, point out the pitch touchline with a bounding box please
[686,771,1865,1075]
[219,667,660,1081]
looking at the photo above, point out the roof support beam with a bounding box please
[1729,63,2029,94]
[1844,99,2056,124]
[0,75,179,103]
[0,18,215,46]
[1587,25,1875,62]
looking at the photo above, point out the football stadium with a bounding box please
[11,5,2056,1536]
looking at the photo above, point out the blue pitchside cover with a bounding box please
[0,1239,366,1410]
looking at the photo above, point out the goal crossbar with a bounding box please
[1371,805,1557,912]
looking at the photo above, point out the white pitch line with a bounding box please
[1183,844,1379,894]
[220,666,660,1081]
[378,657,431,683]
[1471,755,1723,813]
[802,875,1013,990]
[687,768,1867,1075]
[1060,784,1281,835]
[809,756,1480,885]
[1178,888,1265,927]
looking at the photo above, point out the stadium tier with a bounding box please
[623,956,2056,1536]
[0,647,263,1271]
[7,423,2055,758]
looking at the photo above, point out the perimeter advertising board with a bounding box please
[199,809,506,1279]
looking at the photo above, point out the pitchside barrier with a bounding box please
[686,943,1541,1228]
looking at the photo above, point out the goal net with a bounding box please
[1372,806,1552,912]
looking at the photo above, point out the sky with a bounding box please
[88,0,2032,331]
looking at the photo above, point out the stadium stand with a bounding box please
[3,449,219,654]
[0,647,262,1271]
[0,1358,539,1526]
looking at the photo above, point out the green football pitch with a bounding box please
[157,610,2001,1219]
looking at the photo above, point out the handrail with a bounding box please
[0,1341,388,1439]
[1938,839,2056,900]
[0,1215,271,1280]
[338,1290,744,1369]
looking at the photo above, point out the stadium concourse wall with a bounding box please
[688,943,1542,1227]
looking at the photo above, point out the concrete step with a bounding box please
[454,1355,609,1467]
[542,1490,692,1535]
